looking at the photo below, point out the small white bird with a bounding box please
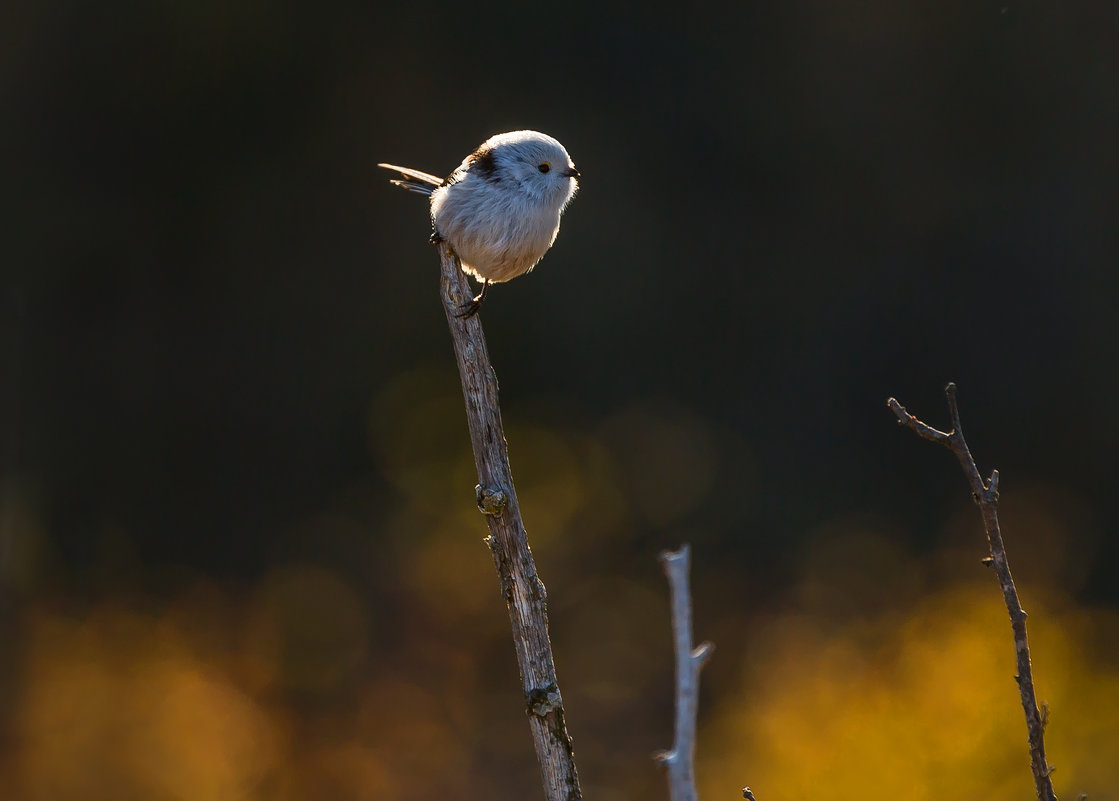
[379,130,580,316]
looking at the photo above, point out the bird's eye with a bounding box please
[538,162,551,173]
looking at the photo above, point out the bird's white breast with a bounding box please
[431,175,566,284]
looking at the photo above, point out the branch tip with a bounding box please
[659,545,690,565]
[887,396,951,443]
[693,641,715,665]
[945,381,963,434]
[987,469,1000,497]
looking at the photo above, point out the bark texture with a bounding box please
[437,245,581,801]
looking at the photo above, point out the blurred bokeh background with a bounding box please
[3,1,1119,799]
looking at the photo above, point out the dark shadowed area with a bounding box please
[3,1,1118,799]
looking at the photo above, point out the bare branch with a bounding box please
[437,244,581,801]
[656,545,714,801]
[887,397,950,444]
[888,383,1058,801]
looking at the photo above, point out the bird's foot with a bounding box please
[453,279,489,319]
[454,297,483,319]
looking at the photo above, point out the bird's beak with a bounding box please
[563,166,580,179]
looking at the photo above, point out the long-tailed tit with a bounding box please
[379,130,579,316]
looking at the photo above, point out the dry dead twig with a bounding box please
[888,383,1058,801]
[437,244,581,801]
[656,545,714,801]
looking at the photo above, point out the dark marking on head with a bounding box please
[467,146,499,182]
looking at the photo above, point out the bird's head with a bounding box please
[468,130,579,207]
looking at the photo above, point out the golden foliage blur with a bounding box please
[7,370,1118,800]
[244,563,371,692]
[12,539,1119,801]
[19,605,281,801]
[700,582,1119,801]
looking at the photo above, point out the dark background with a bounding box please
[2,1,1118,799]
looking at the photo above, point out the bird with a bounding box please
[378,130,580,317]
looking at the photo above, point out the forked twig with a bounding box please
[888,383,1058,801]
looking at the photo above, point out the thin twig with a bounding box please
[437,244,581,801]
[656,545,714,801]
[888,383,1058,801]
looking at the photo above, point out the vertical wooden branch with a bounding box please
[888,383,1058,801]
[437,245,581,801]
[656,545,714,801]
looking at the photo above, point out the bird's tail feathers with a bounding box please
[377,163,443,196]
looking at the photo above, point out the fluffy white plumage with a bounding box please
[379,130,579,285]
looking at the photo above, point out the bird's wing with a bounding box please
[377,163,444,196]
